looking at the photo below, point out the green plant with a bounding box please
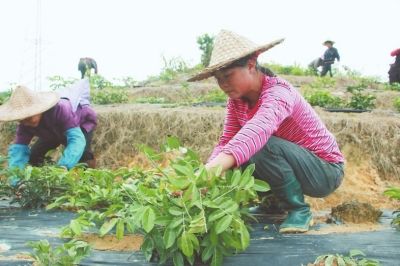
[47,76,77,90]
[159,56,189,82]
[393,97,400,112]
[346,84,376,110]
[48,137,270,266]
[311,249,380,266]
[92,88,129,104]
[0,90,11,105]
[264,63,311,76]
[5,165,71,208]
[89,74,114,90]
[384,82,400,91]
[198,88,227,103]
[304,89,343,108]
[384,187,400,229]
[27,239,90,266]
[197,33,214,67]
[134,97,168,104]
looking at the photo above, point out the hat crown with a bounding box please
[9,85,37,109]
[209,30,259,67]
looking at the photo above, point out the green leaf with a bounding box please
[253,179,271,192]
[239,222,250,249]
[211,247,223,266]
[169,177,191,189]
[172,164,194,178]
[154,216,172,226]
[173,251,184,266]
[230,170,241,186]
[201,244,214,262]
[70,219,81,236]
[163,228,177,249]
[215,215,232,234]
[349,249,366,258]
[99,218,118,237]
[325,255,335,266]
[178,232,194,257]
[116,219,124,240]
[166,136,181,149]
[142,207,156,233]
[169,206,185,216]
[208,209,225,222]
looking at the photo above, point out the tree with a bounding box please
[197,34,214,67]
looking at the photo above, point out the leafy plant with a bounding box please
[346,84,376,110]
[304,89,343,108]
[384,82,400,91]
[92,88,129,104]
[197,33,214,67]
[47,76,77,90]
[5,165,71,208]
[393,97,400,112]
[198,88,227,103]
[48,137,269,266]
[265,62,312,76]
[384,187,400,229]
[159,56,189,82]
[89,74,114,90]
[310,249,380,266]
[27,239,90,266]
[0,90,11,105]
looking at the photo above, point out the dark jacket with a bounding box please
[323,47,340,65]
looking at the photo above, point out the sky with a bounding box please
[0,0,399,91]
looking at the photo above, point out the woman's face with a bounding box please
[20,113,42,127]
[214,65,252,100]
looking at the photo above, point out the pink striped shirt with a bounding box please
[209,75,344,166]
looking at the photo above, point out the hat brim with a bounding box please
[188,38,284,82]
[0,91,59,122]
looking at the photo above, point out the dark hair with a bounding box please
[226,54,275,77]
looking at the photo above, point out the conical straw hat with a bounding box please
[0,85,59,122]
[188,30,284,82]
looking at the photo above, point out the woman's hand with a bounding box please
[205,152,236,172]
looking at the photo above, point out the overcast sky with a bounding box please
[0,0,399,91]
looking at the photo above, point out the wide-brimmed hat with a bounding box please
[0,85,59,122]
[188,30,284,82]
[323,40,335,45]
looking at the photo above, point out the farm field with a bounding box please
[1,71,400,265]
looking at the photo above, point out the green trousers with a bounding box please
[245,136,344,197]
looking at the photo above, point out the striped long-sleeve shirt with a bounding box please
[209,75,344,166]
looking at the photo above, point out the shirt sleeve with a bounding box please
[207,99,241,162]
[222,85,295,166]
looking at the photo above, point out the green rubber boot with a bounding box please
[274,178,313,233]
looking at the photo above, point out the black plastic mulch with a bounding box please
[0,199,399,266]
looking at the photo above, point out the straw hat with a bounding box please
[0,85,59,122]
[323,40,335,45]
[188,30,284,82]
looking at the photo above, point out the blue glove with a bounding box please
[58,127,86,170]
[7,144,30,187]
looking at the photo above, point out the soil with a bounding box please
[330,200,382,223]
[78,233,143,252]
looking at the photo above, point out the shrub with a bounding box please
[346,84,376,110]
[92,88,129,104]
[394,97,400,112]
[304,89,343,108]
[310,249,380,266]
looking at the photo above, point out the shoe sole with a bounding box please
[279,218,314,234]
